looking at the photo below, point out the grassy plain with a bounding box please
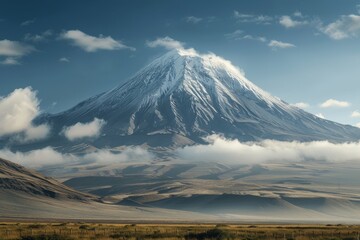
[0,222,360,240]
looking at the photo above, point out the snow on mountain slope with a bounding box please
[38,48,360,147]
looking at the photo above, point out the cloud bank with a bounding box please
[60,30,135,52]
[0,147,153,169]
[62,118,106,141]
[0,87,49,141]
[177,135,360,164]
[2,135,360,169]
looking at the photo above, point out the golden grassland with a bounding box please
[0,222,360,240]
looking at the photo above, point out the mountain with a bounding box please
[35,48,360,148]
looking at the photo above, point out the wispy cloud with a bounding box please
[21,19,35,26]
[185,16,202,24]
[59,57,69,62]
[60,30,135,52]
[24,30,53,42]
[0,87,49,142]
[0,57,20,65]
[268,40,296,49]
[234,11,273,24]
[320,99,350,108]
[293,11,303,18]
[279,15,308,28]
[146,36,185,50]
[292,102,310,109]
[351,110,360,118]
[319,14,360,40]
[0,40,34,57]
[225,30,266,42]
[62,118,106,141]
[0,39,35,65]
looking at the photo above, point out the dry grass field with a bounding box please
[0,222,360,240]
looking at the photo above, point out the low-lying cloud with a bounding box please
[62,118,106,141]
[2,135,360,169]
[177,135,360,164]
[0,147,153,169]
[0,87,50,142]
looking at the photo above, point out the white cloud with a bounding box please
[268,40,296,49]
[0,146,153,169]
[177,135,360,164]
[293,11,303,18]
[146,36,185,50]
[0,57,20,65]
[59,57,69,62]
[0,147,74,169]
[24,30,52,42]
[242,35,267,42]
[320,99,350,108]
[351,110,360,118]
[225,30,243,39]
[316,113,325,119]
[60,30,135,52]
[292,102,309,109]
[62,118,106,141]
[279,15,307,28]
[356,122,360,128]
[225,30,266,42]
[22,124,50,142]
[185,16,202,24]
[3,136,360,169]
[0,87,49,142]
[0,39,34,65]
[21,19,35,26]
[0,39,34,57]
[234,11,273,24]
[320,14,360,40]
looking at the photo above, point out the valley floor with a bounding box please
[1,222,360,240]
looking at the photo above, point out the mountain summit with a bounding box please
[39,48,360,147]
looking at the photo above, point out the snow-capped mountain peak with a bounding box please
[41,48,360,146]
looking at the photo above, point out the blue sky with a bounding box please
[1,0,360,127]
